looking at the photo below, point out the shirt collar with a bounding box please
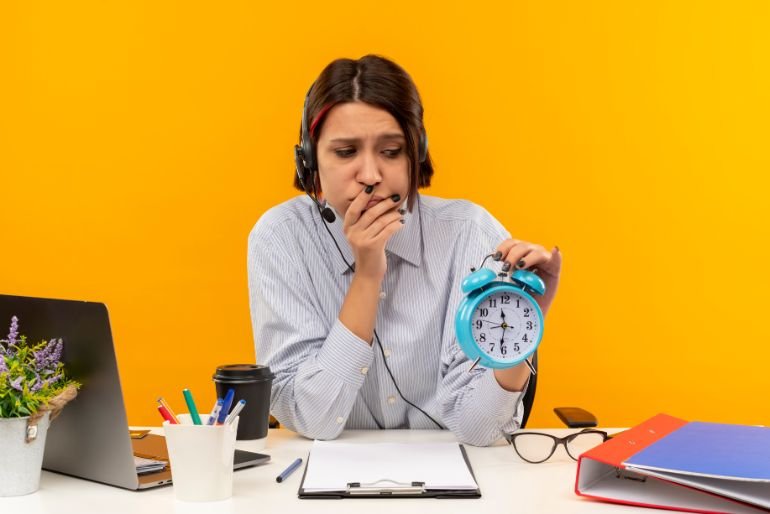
[324,194,424,274]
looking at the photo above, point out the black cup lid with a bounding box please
[213,364,274,382]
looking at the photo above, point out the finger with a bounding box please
[536,246,562,277]
[508,246,551,271]
[343,186,376,230]
[520,249,551,270]
[357,193,403,230]
[371,216,405,245]
[498,240,529,272]
[362,210,403,239]
[493,239,521,261]
[501,243,541,272]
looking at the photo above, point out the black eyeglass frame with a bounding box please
[503,428,609,463]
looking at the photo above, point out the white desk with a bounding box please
[3,428,650,514]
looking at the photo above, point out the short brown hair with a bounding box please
[294,55,434,210]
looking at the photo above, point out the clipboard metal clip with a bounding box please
[347,479,427,495]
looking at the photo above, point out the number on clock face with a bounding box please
[471,290,539,362]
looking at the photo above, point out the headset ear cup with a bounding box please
[302,137,317,173]
[418,128,428,163]
[294,145,311,191]
[299,82,317,174]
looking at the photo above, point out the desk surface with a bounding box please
[3,428,650,514]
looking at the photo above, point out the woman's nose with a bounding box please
[356,150,382,185]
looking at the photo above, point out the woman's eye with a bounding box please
[334,148,356,158]
[383,147,403,158]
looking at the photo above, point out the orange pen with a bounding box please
[157,396,180,424]
[157,405,178,424]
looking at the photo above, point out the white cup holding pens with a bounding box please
[163,413,240,502]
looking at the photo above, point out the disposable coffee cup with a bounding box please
[213,364,274,444]
[163,413,239,502]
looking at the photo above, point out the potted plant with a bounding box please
[0,315,79,496]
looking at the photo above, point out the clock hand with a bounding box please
[500,309,505,320]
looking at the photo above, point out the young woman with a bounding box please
[248,55,561,446]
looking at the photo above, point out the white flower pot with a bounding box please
[0,411,51,496]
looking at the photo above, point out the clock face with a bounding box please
[470,289,541,363]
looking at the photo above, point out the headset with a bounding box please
[293,83,441,430]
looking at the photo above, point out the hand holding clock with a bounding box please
[491,239,561,392]
[493,239,561,279]
[455,238,562,393]
[494,239,561,318]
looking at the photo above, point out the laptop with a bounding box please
[0,294,270,490]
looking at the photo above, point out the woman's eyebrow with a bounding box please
[328,137,359,144]
[378,133,406,141]
[328,133,406,144]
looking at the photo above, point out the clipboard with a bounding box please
[297,443,481,499]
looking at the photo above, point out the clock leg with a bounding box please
[525,359,537,376]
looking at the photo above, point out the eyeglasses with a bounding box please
[503,428,609,463]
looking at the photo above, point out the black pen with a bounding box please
[276,458,303,483]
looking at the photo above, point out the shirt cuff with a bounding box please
[475,370,525,420]
[315,319,375,388]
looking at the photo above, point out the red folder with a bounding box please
[575,414,770,514]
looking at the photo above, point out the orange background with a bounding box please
[2,1,769,428]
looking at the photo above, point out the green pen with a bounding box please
[182,388,202,425]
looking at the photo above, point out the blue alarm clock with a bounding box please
[455,255,545,372]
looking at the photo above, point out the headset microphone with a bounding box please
[318,203,336,224]
[306,183,336,223]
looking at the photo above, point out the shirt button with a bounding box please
[383,349,391,358]
[379,291,387,299]
[360,366,369,375]
[387,396,396,405]
[336,417,344,424]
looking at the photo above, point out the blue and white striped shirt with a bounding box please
[247,193,529,446]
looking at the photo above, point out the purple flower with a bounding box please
[10,376,23,391]
[0,356,7,373]
[31,372,43,392]
[8,316,19,345]
[52,338,63,363]
[42,375,60,388]
[34,338,63,372]
[33,346,48,370]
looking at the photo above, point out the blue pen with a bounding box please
[276,458,303,483]
[217,388,235,425]
[207,398,223,426]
